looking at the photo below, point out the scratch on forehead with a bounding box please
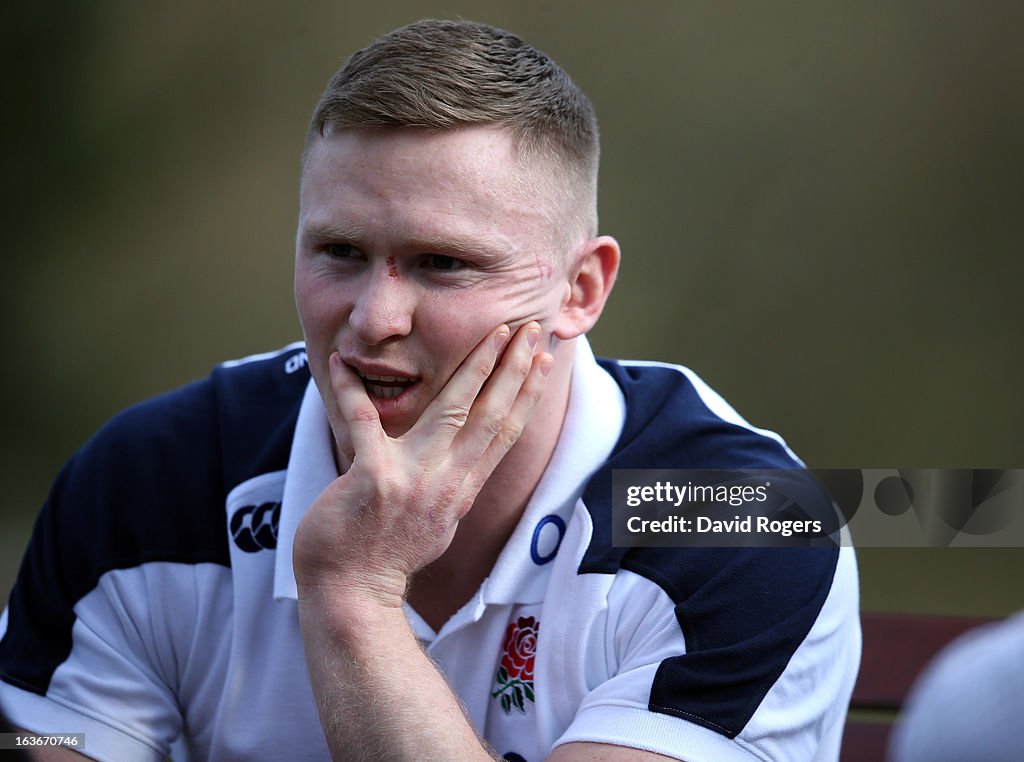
[386,255,399,279]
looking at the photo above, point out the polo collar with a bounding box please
[273,379,335,600]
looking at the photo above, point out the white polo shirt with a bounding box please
[0,339,860,761]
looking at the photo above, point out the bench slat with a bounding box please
[853,612,992,710]
[840,722,891,762]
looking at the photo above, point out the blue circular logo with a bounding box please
[530,514,566,565]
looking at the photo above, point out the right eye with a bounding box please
[324,243,363,260]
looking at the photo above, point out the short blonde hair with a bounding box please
[304,19,599,241]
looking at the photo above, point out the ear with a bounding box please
[552,235,620,340]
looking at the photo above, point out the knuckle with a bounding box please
[422,501,452,532]
[454,495,476,520]
[439,404,471,429]
[526,379,545,405]
[351,404,379,424]
[496,421,525,451]
[434,480,459,508]
[481,411,507,439]
[476,357,494,380]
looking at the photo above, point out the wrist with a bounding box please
[297,576,408,636]
[294,550,410,602]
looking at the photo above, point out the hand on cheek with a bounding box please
[293,322,552,605]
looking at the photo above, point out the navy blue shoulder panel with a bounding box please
[0,345,309,695]
[581,360,803,573]
[211,347,310,493]
[580,360,840,739]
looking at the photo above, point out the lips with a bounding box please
[353,369,418,400]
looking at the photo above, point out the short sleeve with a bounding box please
[0,384,232,762]
[553,547,860,762]
[1,566,186,761]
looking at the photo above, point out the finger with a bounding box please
[411,323,511,442]
[330,351,387,456]
[458,317,540,448]
[463,349,553,505]
[456,320,541,451]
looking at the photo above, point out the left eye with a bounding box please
[425,254,465,271]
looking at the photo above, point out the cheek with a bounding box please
[488,274,565,332]
[416,297,491,352]
[420,283,561,373]
[295,273,348,340]
[412,293,511,378]
[294,279,348,401]
[294,267,321,332]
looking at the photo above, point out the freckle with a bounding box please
[386,255,399,279]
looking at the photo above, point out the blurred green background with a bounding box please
[3,2,1022,616]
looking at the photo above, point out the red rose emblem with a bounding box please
[493,616,539,714]
[501,616,538,682]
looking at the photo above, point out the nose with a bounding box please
[348,261,414,345]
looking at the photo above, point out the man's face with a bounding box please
[295,126,572,448]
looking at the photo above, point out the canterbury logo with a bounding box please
[230,502,281,552]
[285,351,308,374]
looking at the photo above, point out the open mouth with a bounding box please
[355,371,418,400]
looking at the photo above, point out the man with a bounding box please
[0,19,860,761]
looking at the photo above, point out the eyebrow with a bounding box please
[410,234,513,258]
[299,221,515,260]
[299,221,369,245]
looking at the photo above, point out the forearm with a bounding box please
[298,588,498,762]
[293,325,549,759]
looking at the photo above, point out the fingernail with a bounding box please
[495,326,510,350]
[540,356,553,377]
[527,325,541,349]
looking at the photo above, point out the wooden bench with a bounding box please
[840,612,995,761]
